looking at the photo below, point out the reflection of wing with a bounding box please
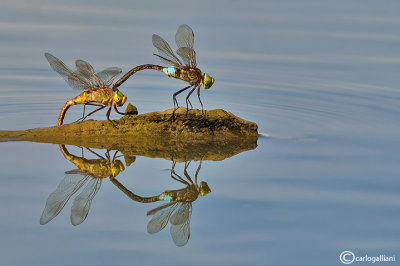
[152,34,183,66]
[44,53,91,91]
[65,169,86,175]
[97,67,122,87]
[70,178,101,226]
[170,203,191,225]
[170,203,191,246]
[175,24,194,49]
[176,47,197,67]
[147,202,179,234]
[40,174,89,225]
[75,60,104,88]
[170,219,190,246]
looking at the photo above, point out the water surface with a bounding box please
[0,0,399,265]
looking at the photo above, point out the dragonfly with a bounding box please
[40,145,126,226]
[45,53,128,126]
[113,24,215,115]
[110,160,211,246]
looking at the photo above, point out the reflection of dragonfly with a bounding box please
[111,160,211,246]
[40,145,126,225]
[45,53,127,126]
[113,24,215,115]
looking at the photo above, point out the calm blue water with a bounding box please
[1,0,400,265]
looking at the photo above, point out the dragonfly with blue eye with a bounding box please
[113,24,215,116]
[44,53,128,126]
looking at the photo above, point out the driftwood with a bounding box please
[0,107,258,161]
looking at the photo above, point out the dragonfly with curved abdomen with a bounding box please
[40,145,126,226]
[45,53,128,126]
[113,24,215,116]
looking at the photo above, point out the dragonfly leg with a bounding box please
[106,105,118,129]
[170,162,190,185]
[184,161,195,186]
[76,103,105,122]
[75,104,87,122]
[113,104,126,115]
[82,104,87,120]
[79,105,106,122]
[105,150,111,162]
[197,85,204,115]
[172,85,192,118]
[112,150,119,162]
[194,160,202,185]
[86,147,106,159]
[185,87,197,115]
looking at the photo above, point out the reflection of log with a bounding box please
[0,108,258,161]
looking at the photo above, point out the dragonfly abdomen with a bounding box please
[57,88,113,126]
[113,64,164,89]
[159,194,172,201]
[57,93,90,126]
[162,66,178,77]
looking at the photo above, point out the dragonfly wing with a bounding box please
[176,47,197,67]
[175,24,194,49]
[147,202,178,234]
[146,201,175,216]
[75,60,104,88]
[170,206,191,246]
[70,178,101,226]
[40,174,88,225]
[170,203,191,225]
[153,54,182,67]
[152,34,183,66]
[45,53,91,91]
[97,67,122,87]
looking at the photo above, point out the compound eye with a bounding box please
[203,73,214,89]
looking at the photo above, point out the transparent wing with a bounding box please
[175,24,194,49]
[153,54,183,67]
[170,206,191,246]
[170,222,190,246]
[65,169,86,175]
[97,67,122,87]
[40,174,89,225]
[170,203,191,225]
[70,178,101,226]
[152,34,183,66]
[147,202,179,234]
[75,60,104,88]
[146,201,175,216]
[176,47,197,67]
[44,53,91,91]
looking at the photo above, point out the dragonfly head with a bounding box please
[111,160,125,177]
[199,181,211,196]
[114,90,127,107]
[203,73,214,89]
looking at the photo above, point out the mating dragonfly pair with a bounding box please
[40,144,210,246]
[45,24,215,126]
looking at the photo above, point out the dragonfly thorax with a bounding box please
[179,67,203,85]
